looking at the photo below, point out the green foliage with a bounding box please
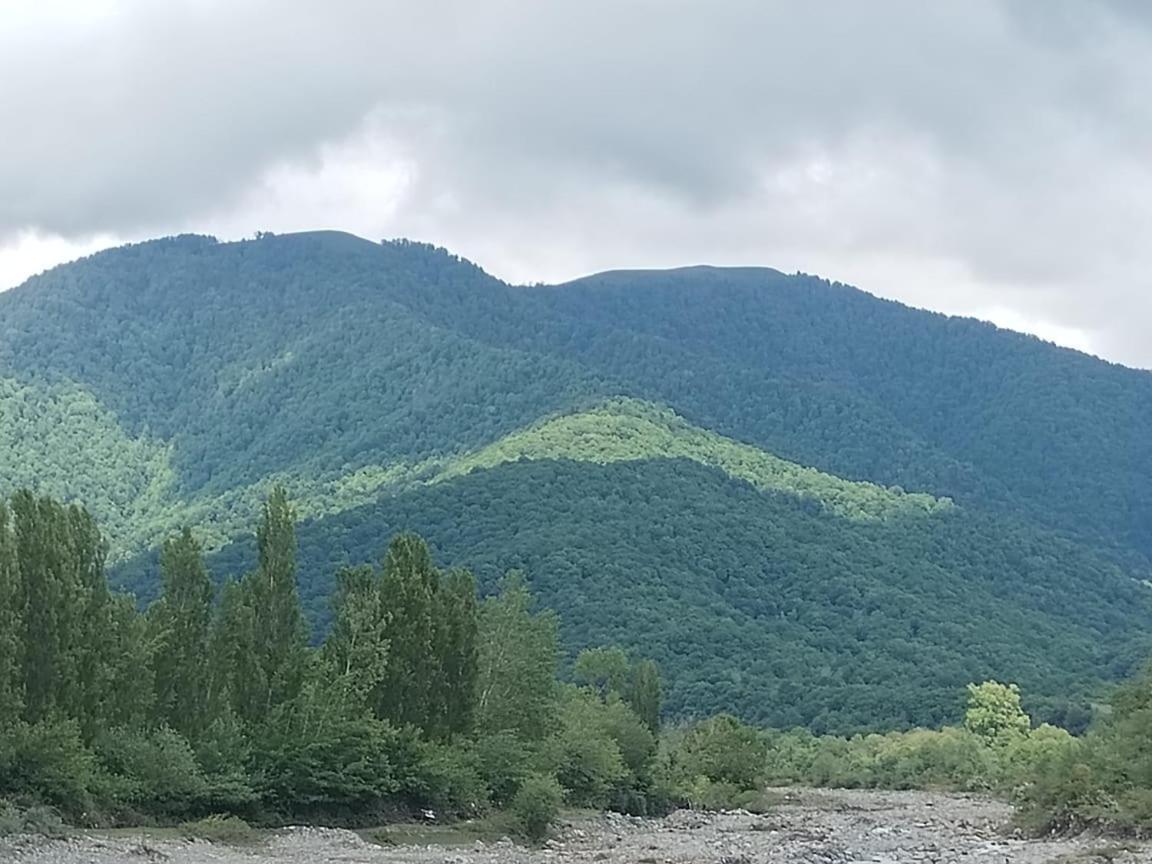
[0,720,96,814]
[409,740,490,815]
[0,504,23,725]
[964,681,1031,746]
[246,487,308,715]
[676,714,768,791]
[94,726,209,816]
[439,399,950,522]
[574,647,631,700]
[475,574,559,740]
[549,688,628,808]
[1011,665,1152,835]
[0,489,681,832]
[628,660,663,736]
[509,773,563,844]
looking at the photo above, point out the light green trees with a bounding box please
[575,647,662,735]
[476,573,559,740]
[324,565,389,708]
[964,680,1031,744]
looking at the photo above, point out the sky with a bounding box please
[2,1,1151,367]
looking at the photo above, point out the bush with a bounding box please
[510,773,563,844]
[676,714,767,790]
[252,710,406,817]
[472,731,537,806]
[94,726,209,817]
[0,720,96,815]
[0,801,67,838]
[411,740,490,816]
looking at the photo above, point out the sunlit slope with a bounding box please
[436,399,951,521]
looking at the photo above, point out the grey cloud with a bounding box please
[3,0,1152,365]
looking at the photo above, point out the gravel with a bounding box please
[3,787,1149,863]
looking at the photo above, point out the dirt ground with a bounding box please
[2,788,1149,863]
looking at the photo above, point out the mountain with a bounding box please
[3,230,1150,732]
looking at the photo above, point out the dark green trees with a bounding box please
[207,488,309,728]
[435,568,479,738]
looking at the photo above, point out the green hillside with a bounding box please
[3,230,1151,730]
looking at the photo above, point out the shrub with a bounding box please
[0,720,96,815]
[94,726,209,816]
[411,740,490,816]
[510,773,563,844]
[0,801,67,838]
[471,731,537,806]
[677,714,767,790]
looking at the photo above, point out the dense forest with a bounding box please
[2,230,1151,729]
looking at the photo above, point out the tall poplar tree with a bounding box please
[11,492,109,735]
[151,528,214,738]
[628,659,663,735]
[0,502,23,724]
[375,533,437,729]
[434,567,479,738]
[246,487,308,716]
[324,565,389,709]
[476,573,559,740]
[208,578,263,725]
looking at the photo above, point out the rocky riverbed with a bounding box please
[2,788,1149,863]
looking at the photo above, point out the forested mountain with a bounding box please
[3,230,1151,731]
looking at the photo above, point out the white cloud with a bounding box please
[0,231,123,292]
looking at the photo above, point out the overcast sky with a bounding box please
[2,1,1151,367]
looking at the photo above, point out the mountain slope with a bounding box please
[3,230,1151,729]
